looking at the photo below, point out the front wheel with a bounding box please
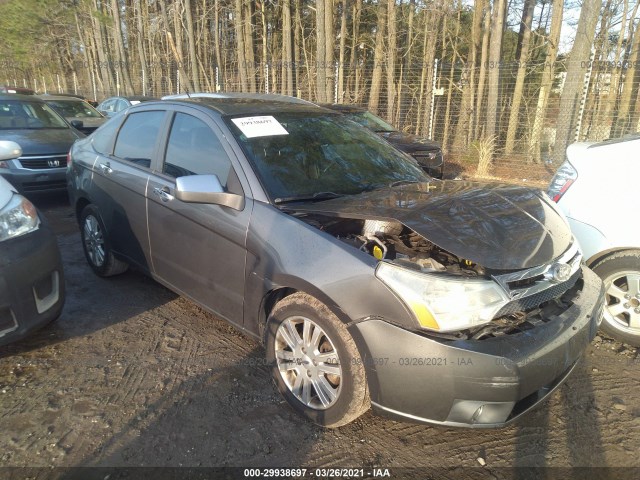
[265,292,369,428]
[592,250,640,347]
[79,205,128,277]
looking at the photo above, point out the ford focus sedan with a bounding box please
[67,94,604,428]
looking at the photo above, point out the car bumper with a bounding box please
[349,267,604,428]
[0,217,65,346]
[0,168,67,193]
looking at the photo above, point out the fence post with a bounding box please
[34,78,38,93]
[176,69,180,94]
[42,76,47,93]
[91,67,97,102]
[429,59,439,140]
[23,79,27,88]
[57,74,62,93]
[142,68,146,96]
[116,70,120,96]
[265,63,269,94]
[334,62,339,103]
[215,66,220,92]
[575,47,595,142]
[73,72,78,95]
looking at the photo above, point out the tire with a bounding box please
[591,250,640,347]
[79,205,128,277]
[265,292,370,428]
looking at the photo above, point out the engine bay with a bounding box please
[294,213,485,277]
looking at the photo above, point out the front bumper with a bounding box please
[349,267,604,427]
[0,217,65,346]
[0,167,67,193]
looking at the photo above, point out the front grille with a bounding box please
[496,270,581,317]
[18,155,67,170]
[21,180,67,192]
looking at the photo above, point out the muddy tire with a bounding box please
[265,292,370,428]
[80,205,128,277]
[591,250,640,347]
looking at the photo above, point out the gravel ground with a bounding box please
[1,193,639,477]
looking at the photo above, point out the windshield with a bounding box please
[47,99,102,119]
[227,112,429,202]
[345,111,396,133]
[0,99,68,129]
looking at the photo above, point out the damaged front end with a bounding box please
[288,210,585,339]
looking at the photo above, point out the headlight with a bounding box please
[0,193,40,242]
[376,262,510,333]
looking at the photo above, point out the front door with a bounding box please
[146,109,252,326]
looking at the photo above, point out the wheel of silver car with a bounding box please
[79,205,128,277]
[592,251,640,347]
[265,292,369,427]
[274,315,342,410]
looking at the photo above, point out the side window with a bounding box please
[113,111,165,168]
[92,116,123,155]
[115,99,128,112]
[100,99,114,113]
[163,113,232,187]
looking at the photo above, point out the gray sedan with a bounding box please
[67,94,604,428]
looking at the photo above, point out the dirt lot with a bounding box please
[1,192,639,478]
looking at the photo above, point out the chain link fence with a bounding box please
[6,58,640,185]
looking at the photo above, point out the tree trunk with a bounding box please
[613,19,640,136]
[282,0,294,95]
[337,1,347,103]
[485,0,506,141]
[234,0,250,92]
[385,0,397,120]
[368,0,386,114]
[184,0,200,90]
[474,4,491,139]
[553,0,603,163]
[134,0,149,95]
[504,0,535,154]
[529,0,563,162]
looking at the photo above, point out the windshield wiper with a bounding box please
[274,191,344,204]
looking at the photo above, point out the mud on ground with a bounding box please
[1,193,639,475]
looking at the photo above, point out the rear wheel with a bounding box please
[592,250,640,347]
[265,292,369,428]
[80,205,128,277]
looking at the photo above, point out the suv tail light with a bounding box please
[547,161,578,202]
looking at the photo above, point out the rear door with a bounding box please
[146,107,252,326]
[90,108,169,271]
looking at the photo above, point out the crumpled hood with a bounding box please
[286,181,573,271]
[0,128,83,156]
[377,131,441,153]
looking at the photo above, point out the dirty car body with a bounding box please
[67,95,604,428]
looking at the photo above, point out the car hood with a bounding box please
[286,181,573,271]
[0,128,83,155]
[377,131,441,153]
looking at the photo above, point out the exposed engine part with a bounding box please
[362,219,403,237]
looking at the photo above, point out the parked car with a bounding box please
[68,93,604,428]
[0,94,84,193]
[0,141,65,346]
[96,96,158,118]
[548,134,640,346]
[322,104,445,178]
[0,86,36,95]
[40,94,106,134]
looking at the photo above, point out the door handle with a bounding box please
[98,162,112,174]
[153,187,174,202]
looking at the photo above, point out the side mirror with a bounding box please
[175,174,245,210]
[70,119,84,129]
[0,141,22,161]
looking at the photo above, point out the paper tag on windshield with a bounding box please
[231,116,289,138]
[129,100,141,105]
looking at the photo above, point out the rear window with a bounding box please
[113,111,165,168]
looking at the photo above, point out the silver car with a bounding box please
[67,94,604,428]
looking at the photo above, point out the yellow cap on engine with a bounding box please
[373,245,384,260]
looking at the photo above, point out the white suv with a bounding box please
[548,134,640,346]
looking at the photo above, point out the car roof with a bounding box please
[39,94,86,102]
[319,103,367,113]
[0,93,45,102]
[158,95,332,116]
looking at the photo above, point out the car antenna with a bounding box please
[166,32,191,99]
